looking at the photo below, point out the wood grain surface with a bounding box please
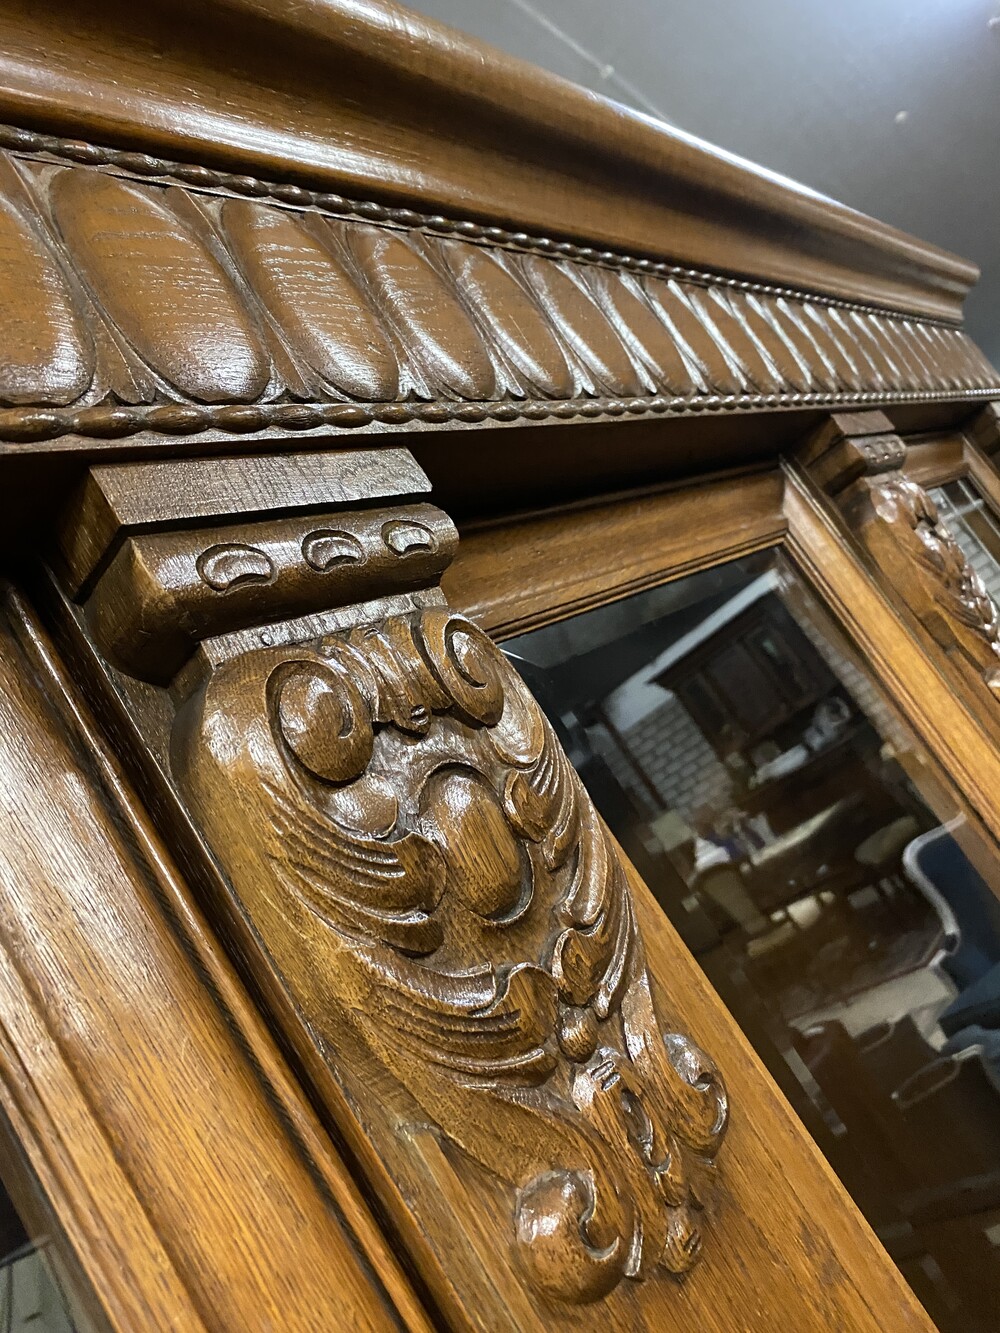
[0,129,989,454]
[0,584,432,1332]
[45,441,955,1329]
[443,470,786,637]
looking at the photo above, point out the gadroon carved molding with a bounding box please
[62,445,728,1308]
[0,124,996,447]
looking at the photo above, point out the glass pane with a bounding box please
[929,478,1000,607]
[507,547,1000,1333]
[0,1172,81,1331]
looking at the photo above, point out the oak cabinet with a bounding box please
[0,1,996,1329]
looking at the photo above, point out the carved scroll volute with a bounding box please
[803,411,1000,697]
[65,447,728,1308]
[174,609,727,1304]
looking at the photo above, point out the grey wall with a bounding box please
[405,0,1000,365]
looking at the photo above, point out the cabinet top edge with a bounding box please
[0,0,977,322]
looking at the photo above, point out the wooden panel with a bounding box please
[442,470,786,636]
[964,433,1000,523]
[59,445,431,597]
[902,433,966,489]
[45,443,942,1329]
[0,585,431,1332]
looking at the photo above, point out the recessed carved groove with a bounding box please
[301,530,364,571]
[197,543,274,591]
[87,500,456,682]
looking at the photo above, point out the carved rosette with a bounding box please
[175,608,727,1303]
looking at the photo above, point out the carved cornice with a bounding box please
[0,0,977,321]
[0,123,970,325]
[0,127,995,448]
[60,445,729,1310]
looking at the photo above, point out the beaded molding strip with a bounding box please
[0,123,995,445]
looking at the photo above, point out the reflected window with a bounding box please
[508,547,1000,1333]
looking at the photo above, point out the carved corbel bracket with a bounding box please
[800,410,1000,697]
[56,444,728,1309]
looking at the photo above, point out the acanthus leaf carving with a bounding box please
[174,606,728,1305]
[810,414,1000,696]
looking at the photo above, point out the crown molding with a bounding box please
[0,0,978,322]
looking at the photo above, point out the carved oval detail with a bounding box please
[276,662,375,785]
[906,322,955,389]
[768,297,837,389]
[345,225,497,399]
[519,256,641,396]
[302,530,364,572]
[223,201,399,401]
[687,287,784,393]
[799,303,867,391]
[437,241,573,399]
[920,324,972,390]
[50,171,270,402]
[197,543,273,591]
[870,313,935,387]
[0,192,92,406]
[588,271,697,395]
[382,519,435,556]
[835,309,896,389]
[950,330,997,388]
[741,293,818,392]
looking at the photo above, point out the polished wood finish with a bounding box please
[0,585,431,1333]
[0,121,989,460]
[0,0,996,1326]
[47,443,937,1329]
[443,471,786,638]
[59,446,731,1322]
[802,411,1000,703]
[784,468,1000,848]
[0,1,980,323]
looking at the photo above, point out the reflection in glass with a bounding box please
[508,549,1000,1332]
[930,478,1000,608]
[0,1175,80,1331]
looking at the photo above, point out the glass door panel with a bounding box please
[506,546,1000,1333]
